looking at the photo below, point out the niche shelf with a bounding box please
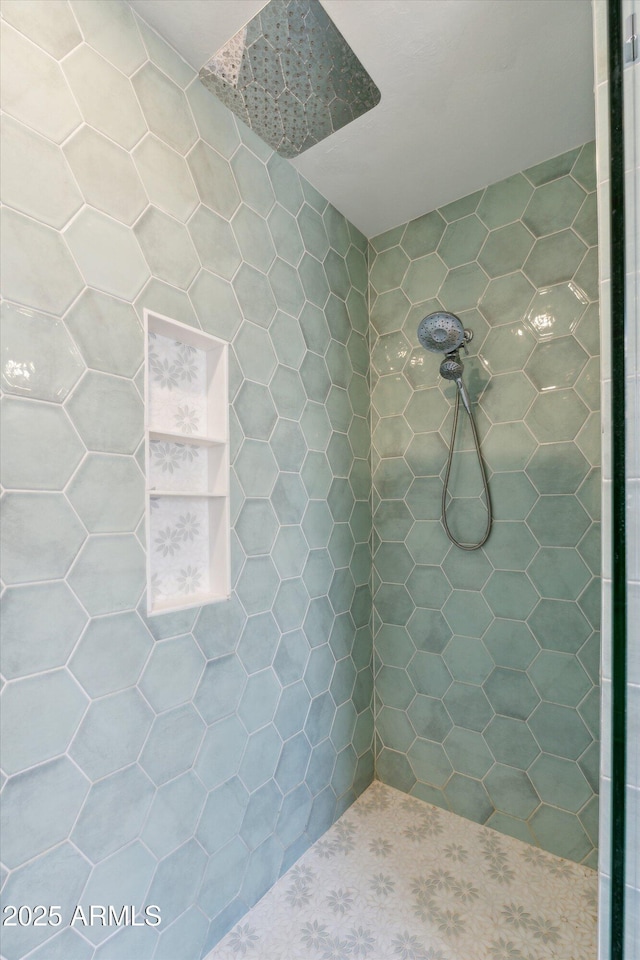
[144,310,230,616]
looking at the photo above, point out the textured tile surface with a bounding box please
[208,781,597,960]
[368,144,601,866]
[0,3,372,958]
[0,2,607,957]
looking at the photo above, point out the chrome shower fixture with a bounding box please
[417,311,473,415]
[417,310,472,354]
[416,311,492,550]
[439,353,472,417]
[198,0,381,159]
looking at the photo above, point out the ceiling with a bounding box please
[128,0,595,238]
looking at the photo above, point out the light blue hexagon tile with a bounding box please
[1,1,374,956]
[0,3,608,959]
[368,141,601,864]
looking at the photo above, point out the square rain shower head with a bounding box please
[198,0,381,158]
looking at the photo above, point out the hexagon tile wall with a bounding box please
[369,143,600,868]
[0,0,601,956]
[0,2,372,958]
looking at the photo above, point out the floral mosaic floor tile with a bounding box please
[207,782,597,960]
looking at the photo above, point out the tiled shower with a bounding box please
[369,148,600,866]
[0,1,634,959]
[1,4,372,957]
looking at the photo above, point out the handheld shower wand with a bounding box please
[439,352,472,417]
[416,311,492,550]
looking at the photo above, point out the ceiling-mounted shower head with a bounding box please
[417,311,467,354]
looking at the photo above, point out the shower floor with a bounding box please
[207,781,597,960]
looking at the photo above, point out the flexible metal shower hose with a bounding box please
[441,389,492,550]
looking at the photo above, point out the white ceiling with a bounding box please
[128,0,595,238]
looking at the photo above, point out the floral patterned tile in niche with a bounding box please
[207,782,597,960]
[149,494,210,602]
[148,332,207,436]
[149,439,209,492]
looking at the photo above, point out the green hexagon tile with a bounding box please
[0,2,603,957]
[0,2,373,957]
[369,140,600,870]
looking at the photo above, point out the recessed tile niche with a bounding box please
[144,310,230,615]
